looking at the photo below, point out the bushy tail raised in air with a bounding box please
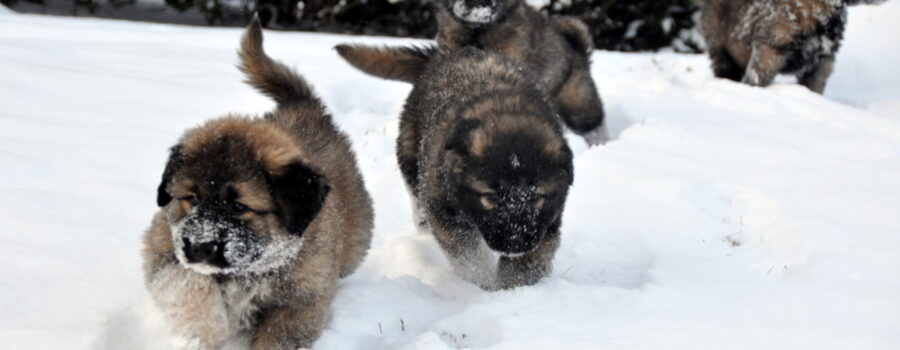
[335,44,437,83]
[238,15,315,107]
[844,0,888,5]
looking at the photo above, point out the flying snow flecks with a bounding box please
[510,153,521,168]
[734,0,844,41]
[453,1,497,24]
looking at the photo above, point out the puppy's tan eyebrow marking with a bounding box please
[232,182,274,211]
[466,177,494,194]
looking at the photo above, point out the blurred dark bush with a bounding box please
[1,0,701,52]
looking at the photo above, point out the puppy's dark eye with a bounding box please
[230,201,249,215]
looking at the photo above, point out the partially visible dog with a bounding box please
[143,17,373,349]
[697,0,887,93]
[337,44,573,290]
[428,0,608,144]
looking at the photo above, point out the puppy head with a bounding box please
[441,0,518,25]
[156,117,329,275]
[444,114,573,256]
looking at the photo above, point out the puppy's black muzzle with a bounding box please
[183,238,228,267]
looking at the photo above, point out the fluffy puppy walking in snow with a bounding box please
[696,0,887,93]
[143,17,372,349]
[337,44,574,290]
[423,0,610,144]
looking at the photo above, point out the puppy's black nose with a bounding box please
[183,238,218,263]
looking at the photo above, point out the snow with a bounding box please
[1,3,899,349]
[452,1,496,24]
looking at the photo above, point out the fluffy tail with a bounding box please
[238,15,315,107]
[844,0,887,5]
[335,44,437,83]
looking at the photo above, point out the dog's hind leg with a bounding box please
[554,64,607,145]
[798,56,835,94]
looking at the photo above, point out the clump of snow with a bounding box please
[453,1,496,24]
[524,0,551,9]
[1,3,899,349]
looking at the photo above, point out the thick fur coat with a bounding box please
[337,44,573,290]
[143,18,372,349]
[697,0,887,93]
[437,0,608,144]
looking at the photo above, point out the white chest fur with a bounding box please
[219,277,276,332]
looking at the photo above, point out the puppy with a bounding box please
[143,17,373,349]
[349,0,605,144]
[337,44,574,290]
[696,0,886,93]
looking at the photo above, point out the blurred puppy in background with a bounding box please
[143,17,372,349]
[434,0,608,145]
[696,0,888,93]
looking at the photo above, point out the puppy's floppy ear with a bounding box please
[553,17,594,55]
[335,44,436,83]
[157,145,183,207]
[271,162,331,236]
[445,118,486,157]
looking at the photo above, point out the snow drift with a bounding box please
[0,3,898,349]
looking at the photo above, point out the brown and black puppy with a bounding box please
[396,0,608,144]
[697,0,886,93]
[143,18,372,350]
[337,44,573,290]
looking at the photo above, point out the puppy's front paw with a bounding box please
[148,266,229,349]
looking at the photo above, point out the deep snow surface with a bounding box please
[1,4,899,349]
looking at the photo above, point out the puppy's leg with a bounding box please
[798,56,835,94]
[708,47,744,82]
[496,230,560,289]
[554,64,607,145]
[396,116,420,191]
[147,265,229,349]
[741,42,785,88]
[251,296,332,350]
[432,223,499,290]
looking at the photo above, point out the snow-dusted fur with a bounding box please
[697,0,887,93]
[436,0,608,145]
[142,18,373,349]
[337,44,573,290]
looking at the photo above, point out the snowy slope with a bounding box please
[1,4,899,350]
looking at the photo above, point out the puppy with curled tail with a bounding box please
[144,16,372,349]
[338,44,573,290]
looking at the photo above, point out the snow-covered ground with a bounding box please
[1,3,899,349]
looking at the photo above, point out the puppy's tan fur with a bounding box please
[143,18,372,349]
[696,0,883,93]
[435,0,607,144]
[337,44,573,290]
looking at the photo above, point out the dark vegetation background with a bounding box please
[1,0,702,52]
